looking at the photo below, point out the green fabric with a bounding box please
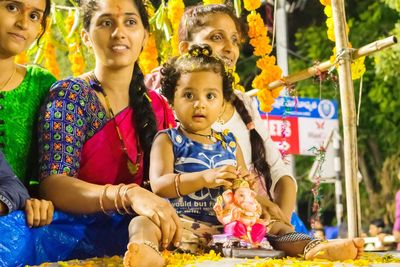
[0,65,56,185]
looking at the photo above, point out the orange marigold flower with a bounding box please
[320,0,331,6]
[247,12,267,38]
[256,56,276,70]
[250,36,272,56]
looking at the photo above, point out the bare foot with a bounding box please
[305,238,364,261]
[123,242,165,267]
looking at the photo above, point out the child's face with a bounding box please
[173,71,224,134]
[187,13,240,68]
[0,0,46,57]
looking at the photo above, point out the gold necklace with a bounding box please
[179,125,217,143]
[0,67,16,91]
[90,72,141,176]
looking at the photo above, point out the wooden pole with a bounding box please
[331,0,361,238]
[246,35,397,96]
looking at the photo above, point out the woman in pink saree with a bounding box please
[37,0,182,266]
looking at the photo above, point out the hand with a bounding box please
[126,186,182,248]
[202,165,237,188]
[256,195,291,226]
[25,199,54,227]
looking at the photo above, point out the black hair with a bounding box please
[80,0,156,187]
[160,44,234,105]
[35,0,51,44]
[232,96,273,200]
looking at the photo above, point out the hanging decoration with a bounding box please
[308,145,327,229]
[167,0,185,57]
[64,9,85,77]
[244,1,284,113]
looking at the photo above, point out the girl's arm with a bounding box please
[150,133,236,198]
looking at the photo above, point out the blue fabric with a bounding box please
[162,127,237,225]
[0,210,131,266]
[0,151,29,213]
[291,212,309,235]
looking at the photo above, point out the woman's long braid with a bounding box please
[232,96,273,201]
[129,63,157,188]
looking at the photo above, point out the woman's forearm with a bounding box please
[40,175,115,214]
[274,175,297,220]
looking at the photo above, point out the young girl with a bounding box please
[150,44,364,261]
[145,4,296,231]
[0,0,54,225]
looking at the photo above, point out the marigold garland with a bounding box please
[245,5,284,112]
[167,0,185,57]
[320,0,365,80]
[139,34,159,75]
[65,10,85,77]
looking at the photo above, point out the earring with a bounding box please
[217,103,227,125]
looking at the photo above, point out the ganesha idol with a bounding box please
[213,178,269,246]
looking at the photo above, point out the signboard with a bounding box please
[255,96,339,156]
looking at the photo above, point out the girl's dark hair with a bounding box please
[232,96,273,200]
[81,0,156,187]
[160,44,234,105]
[178,4,245,42]
[80,0,150,31]
[36,0,52,44]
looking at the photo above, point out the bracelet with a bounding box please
[114,183,126,215]
[121,183,139,215]
[174,173,182,198]
[99,184,112,215]
[303,238,323,258]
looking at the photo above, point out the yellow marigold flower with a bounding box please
[167,0,185,31]
[351,56,366,80]
[243,0,261,11]
[271,87,283,98]
[324,6,332,17]
[203,0,224,4]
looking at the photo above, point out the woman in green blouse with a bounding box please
[0,0,56,185]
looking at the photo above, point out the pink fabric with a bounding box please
[394,191,400,250]
[223,221,266,244]
[78,90,175,185]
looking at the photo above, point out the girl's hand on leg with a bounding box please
[25,199,54,227]
[126,187,182,248]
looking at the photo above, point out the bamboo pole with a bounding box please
[331,0,360,238]
[246,35,397,96]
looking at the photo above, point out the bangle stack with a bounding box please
[99,183,139,215]
[174,173,182,198]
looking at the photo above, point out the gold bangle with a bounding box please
[114,183,126,215]
[174,173,182,198]
[121,184,139,215]
[99,184,112,215]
